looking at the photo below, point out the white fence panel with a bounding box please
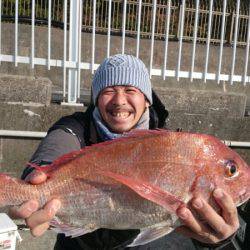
[0,0,249,104]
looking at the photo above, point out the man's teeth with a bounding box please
[112,112,130,118]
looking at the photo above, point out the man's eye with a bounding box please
[126,88,136,93]
[103,89,114,94]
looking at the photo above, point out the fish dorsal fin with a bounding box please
[28,129,170,175]
[98,170,185,213]
[127,225,174,247]
[26,149,86,174]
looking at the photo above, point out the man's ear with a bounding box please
[145,101,150,108]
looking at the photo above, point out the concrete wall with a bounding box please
[1,23,249,106]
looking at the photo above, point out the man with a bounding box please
[10,54,240,249]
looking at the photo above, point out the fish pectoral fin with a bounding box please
[127,225,174,247]
[50,217,96,238]
[98,170,184,213]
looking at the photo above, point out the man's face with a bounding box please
[97,86,150,133]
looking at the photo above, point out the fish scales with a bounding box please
[55,180,170,229]
[0,129,249,246]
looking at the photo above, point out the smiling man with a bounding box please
[10,54,242,249]
[91,54,152,140]
[96,85,150,134]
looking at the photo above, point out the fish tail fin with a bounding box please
[98,170,184,213]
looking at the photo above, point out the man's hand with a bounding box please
[9,170,61,237]
[176,188,239,244]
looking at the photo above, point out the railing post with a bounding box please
[0,0,1,65]
[177,0,185,81]
[228,11,235,44]
[68,0,81,103]
[177,4,182,39]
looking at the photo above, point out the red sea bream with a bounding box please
[0,130,249,246]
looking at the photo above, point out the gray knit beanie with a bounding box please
[92,54,152,105]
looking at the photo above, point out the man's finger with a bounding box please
[176,206,206,235]
[25,199,61,229]
[191,197,228,237]
[9,200,39,219]
[176,206,223,243]
[213,188,239,228]
[25,170,47,184]
[31,222,50,237]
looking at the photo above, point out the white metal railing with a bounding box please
[1,129,250,148]
[0,0,250,104]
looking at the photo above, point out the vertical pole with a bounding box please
[163,0,171,80]
[0,0,1,65]
[68,0,80,103]
[48,0,51,70]
[15,0,18,67]
[92,0,96,74]
[190,0,199,82]
[177,0,185,81]
[63,0,67,101]
[31,0,35,68]
[107,0,112,57]
[77,0,83,100]
[229,12,235,44]
[122,0,127,54]
[149,0,157,78]
[217,0,227,84]
[136,0,142,58]
[204,0,213,83]
[243,3,250,85]
[230,0,240,84]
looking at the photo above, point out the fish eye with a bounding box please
[229,165,237,175]
[225,160,238,178]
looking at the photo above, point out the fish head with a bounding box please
[217,151,250,206]
[193,135,250,207]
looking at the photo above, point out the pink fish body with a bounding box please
[0,130,249,246]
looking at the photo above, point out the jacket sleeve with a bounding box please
[21,129,81,180]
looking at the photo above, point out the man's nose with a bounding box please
[111,92,127,105]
